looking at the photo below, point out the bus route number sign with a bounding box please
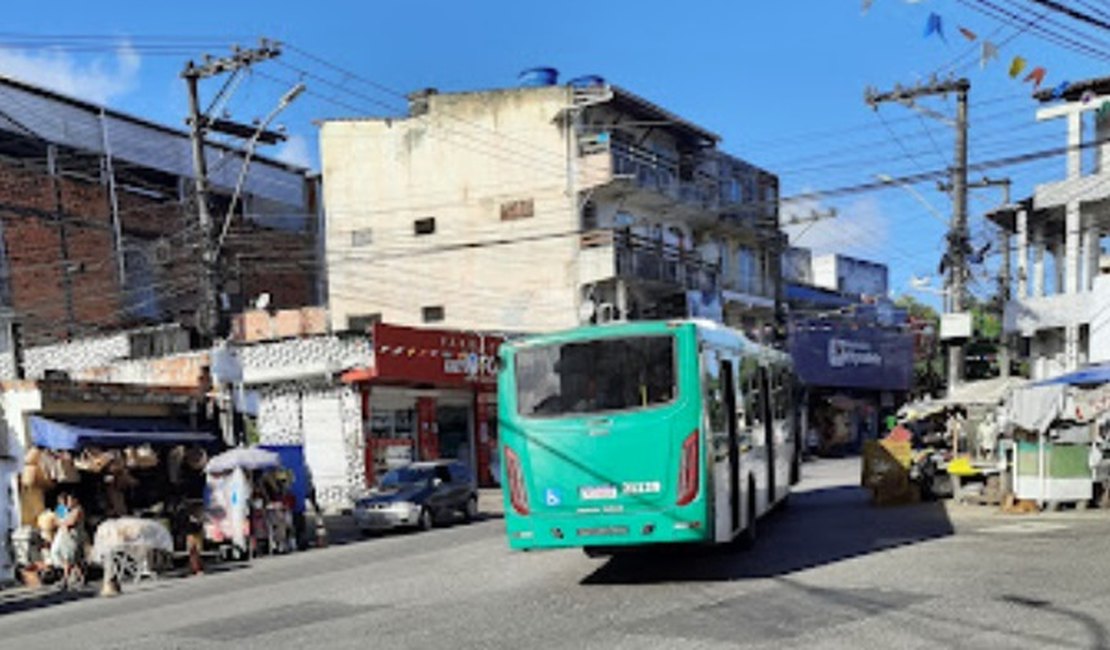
[622,481,661,495]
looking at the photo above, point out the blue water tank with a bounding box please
[568,75,606,88]
[518,67,559,87]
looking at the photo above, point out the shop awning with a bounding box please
[1035,363,1110,387]
[30,416,217,451]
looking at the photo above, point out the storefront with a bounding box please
[789,318,914,454]
[344,323,503,487]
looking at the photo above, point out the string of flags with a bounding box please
[862,1,1108,110]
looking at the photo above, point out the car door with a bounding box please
[429,465,455,514]
[449,462,474,508]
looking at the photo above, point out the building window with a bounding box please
[581,201,598,230]
[414,217,436,235]
[422,305,445,323]
[501,199,534,221]
[347,313,381,332]
[351,228,373,247]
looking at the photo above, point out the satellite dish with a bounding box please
[254,292,271,310]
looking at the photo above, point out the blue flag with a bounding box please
[924,13,946,42]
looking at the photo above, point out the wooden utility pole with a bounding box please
[182,40,282,339]
[866,77,971,390]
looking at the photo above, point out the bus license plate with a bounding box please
[579,485,617,500]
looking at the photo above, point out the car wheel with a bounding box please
[463,495,479,522]
[419,507,434,531]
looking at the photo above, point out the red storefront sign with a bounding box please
[369,322,502,388]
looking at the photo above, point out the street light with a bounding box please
[216,82,307,254]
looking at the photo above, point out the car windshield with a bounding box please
[379,467,433,488]
[515,334,676,417]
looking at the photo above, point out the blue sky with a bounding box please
[1,0,1106,309]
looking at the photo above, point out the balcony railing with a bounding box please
[589,138,773,219]
[582,228,719,292]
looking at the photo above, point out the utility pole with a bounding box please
[866,77,971,391]
[182,39,282,340]
[939,176,1012,377]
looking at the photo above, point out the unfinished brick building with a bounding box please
[0,75,321,346]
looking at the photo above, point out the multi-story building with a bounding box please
[320,75,782,336]
[0,74,321,347]
[989,76,1110,380]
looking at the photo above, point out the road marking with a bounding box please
[976,522,1069,535]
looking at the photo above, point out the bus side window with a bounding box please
[741,358,760,433]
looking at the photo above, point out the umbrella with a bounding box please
[205,446,282,474]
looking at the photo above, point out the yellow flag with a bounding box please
[1009,56,1027,79]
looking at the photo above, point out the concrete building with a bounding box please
[810,253,889,299]
[320,77,782,337]
[989,76,1110,380]
[0,74,321,347]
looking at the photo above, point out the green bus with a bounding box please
[499,319,799,552]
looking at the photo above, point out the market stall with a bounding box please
[1003,365,1110,508]
[204,446,295,559]
[13,416,216,585]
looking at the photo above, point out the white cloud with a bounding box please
[0,43,141,105]
[274,133,314,169]
[783,194,889,261]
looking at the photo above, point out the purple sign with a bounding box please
[789,324,913,391]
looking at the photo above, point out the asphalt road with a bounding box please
[3,459,1110,649]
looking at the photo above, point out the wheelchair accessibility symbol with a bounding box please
[544,488,562,507]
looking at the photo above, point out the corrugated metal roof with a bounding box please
[0,74,309,207]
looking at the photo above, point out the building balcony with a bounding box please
[579,228,719,293]
[579,136,766,226]
[1003,293,1088,335]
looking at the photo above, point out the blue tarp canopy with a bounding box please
[1034,363,1110,387]
[30,416,217,451]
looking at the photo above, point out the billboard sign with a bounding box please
[789,323,913,391]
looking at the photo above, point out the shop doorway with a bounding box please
[437,405,474,481]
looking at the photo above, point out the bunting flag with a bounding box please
[980,40,999,68]
[924,12,946,41]
[1009,56,1027,79]
[1024,66,1047,89]
[1050,81,1070,100]
[1098,101,1110,120]
[862,0,874,14]
[959,26,978,41]
[1082,90,1096,104]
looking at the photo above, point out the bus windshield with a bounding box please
[515,334,676,417]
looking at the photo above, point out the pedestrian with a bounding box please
[51,493,86,590]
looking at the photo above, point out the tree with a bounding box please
[895,295,942,397]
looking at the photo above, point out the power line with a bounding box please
[1026,0,1110,31]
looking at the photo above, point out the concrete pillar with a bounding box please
[1083,213,1099,291]
[1098,107,1110,175]
[1068,110,1082,180]
[1017,208,1029,298]
[1066,202,1081,295]
[1033,224,1046,298]
[1066,324,1081,372]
